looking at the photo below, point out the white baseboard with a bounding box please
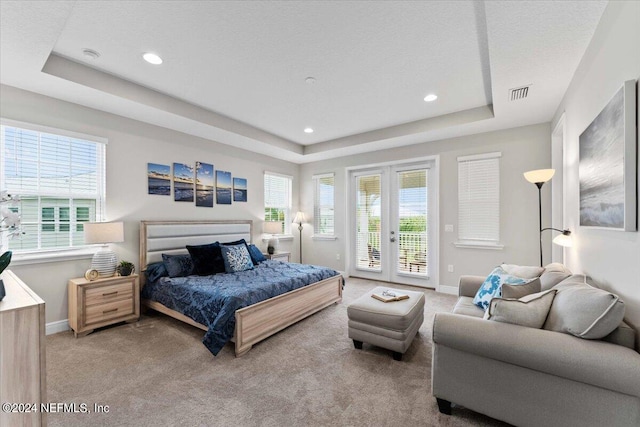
[46,319,70,335]
[437,285,458,295]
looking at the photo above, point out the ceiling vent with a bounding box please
[509,85,531,101]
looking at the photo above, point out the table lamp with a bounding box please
[84,221,124,277]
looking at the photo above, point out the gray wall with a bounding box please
[551,0,640,335]
[1,84,300,325]
[300,123,552,288]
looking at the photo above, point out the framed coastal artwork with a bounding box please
[233,177,247,202]
[173,162,195,202]
[147,163,171,195]
[579,80,637,231]
[216,170,232,205]
[195,162,214,207]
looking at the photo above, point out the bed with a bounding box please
[139,220,343,357]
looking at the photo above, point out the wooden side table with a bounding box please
[68,274,140,337]
[263,252,290,262]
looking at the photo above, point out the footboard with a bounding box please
[234,274,343,356]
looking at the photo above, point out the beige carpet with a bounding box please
[46,278,508,427]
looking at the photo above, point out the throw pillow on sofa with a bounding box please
[484,289,557,329]
[501,264,544,279]
[539,263,572,291]
[543,280,625,339]
[502,277,542,299]
[473,266,536,310]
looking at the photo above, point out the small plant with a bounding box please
[117,260,135,276]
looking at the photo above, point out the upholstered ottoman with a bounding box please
[347,286,425,360]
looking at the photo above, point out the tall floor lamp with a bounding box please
[523,169,572,266]
[293,211,306,263]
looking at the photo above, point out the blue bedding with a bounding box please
[141,260,341,355]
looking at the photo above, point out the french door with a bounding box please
[349,161,438,288]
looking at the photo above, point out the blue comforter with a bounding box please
[141,260,341,355]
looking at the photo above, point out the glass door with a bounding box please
[350,162,437,288]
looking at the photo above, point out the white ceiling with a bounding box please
[0,1,607,163]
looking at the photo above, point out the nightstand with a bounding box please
[68,274,140,337]
[263,252,290,262]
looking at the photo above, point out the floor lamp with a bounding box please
[293,211,306,263]
[523,169,556,267]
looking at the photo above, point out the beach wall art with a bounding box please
[147,161,249,208]
[196,162,214,207]
[233,178,248,202]
[216,170,232,205]
[147,163,171,195]
[579,80,637,231]
[173,162,195,202]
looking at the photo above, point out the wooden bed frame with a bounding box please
[139,220,343,357]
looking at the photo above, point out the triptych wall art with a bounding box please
[147,162,248,206]
[579,79,637,232]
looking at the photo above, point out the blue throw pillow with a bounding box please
[220,244,254,273]
[473,266,528,310]
[186,242,225,275]
[162,254,195,278]
[145,261,168,282]
[247,244,266,265]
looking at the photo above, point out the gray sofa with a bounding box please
[431,269,640,427]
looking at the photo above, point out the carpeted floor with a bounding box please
[46,278,508,427]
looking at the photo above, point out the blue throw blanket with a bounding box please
[141,260,341,355]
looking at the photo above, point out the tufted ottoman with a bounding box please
[347,286,425,360]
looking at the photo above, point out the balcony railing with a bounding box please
[356,231,428,274]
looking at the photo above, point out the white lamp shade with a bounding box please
[524,169,555,184]
[552,233,572,247]
[84,222,124,244]
[263,221,282,235]
[293,211,307,224]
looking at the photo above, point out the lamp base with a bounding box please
[91,249,117,277]
[267,237,278,255]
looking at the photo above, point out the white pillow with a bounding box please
[501,264,545,279]
[484,290,557,329]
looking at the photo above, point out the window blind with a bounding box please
[458,153,501,244]
[397,169,428,275]
[355,174,381,270]
[1,123,105,252]
[313,173,335,236]
[264,172,292,234]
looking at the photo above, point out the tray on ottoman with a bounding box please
[347,286,425,360]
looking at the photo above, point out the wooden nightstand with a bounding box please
[263,252,290,262]
[68,274,140,337]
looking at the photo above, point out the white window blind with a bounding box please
[313,173,335,237]
[1,122,106,252]
[457,152,501,245]
[264,172,292,234]
[397,169,428,275]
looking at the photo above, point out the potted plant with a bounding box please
[116,260,135,276]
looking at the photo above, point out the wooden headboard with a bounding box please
[139,220,253,283]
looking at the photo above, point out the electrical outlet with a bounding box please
[336,253,340,260]
[447,265,454,273]
[445,224,454,232]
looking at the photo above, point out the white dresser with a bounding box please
[0,270,47,427]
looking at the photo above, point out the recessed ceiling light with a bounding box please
[424,94,438,102]
[82,48,100,60]
[305,77,316,84]
[143,52,163,65]
[304,128,314,133]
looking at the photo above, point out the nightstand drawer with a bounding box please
[85,298,135,325]
[84,281,133,306]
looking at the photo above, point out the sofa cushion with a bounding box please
[502,277,541,299]
[501,264,544,279]
[540,263,572,291]
[603,320,636,350]
[453,296,485,318]
[484,289,556,329]
[544,281,625,339]
[473,266,531,310]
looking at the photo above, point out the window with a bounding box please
[1,121,106,253]
[313,173,335,237]
[264,172,292,235]
[457,152,501,247]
